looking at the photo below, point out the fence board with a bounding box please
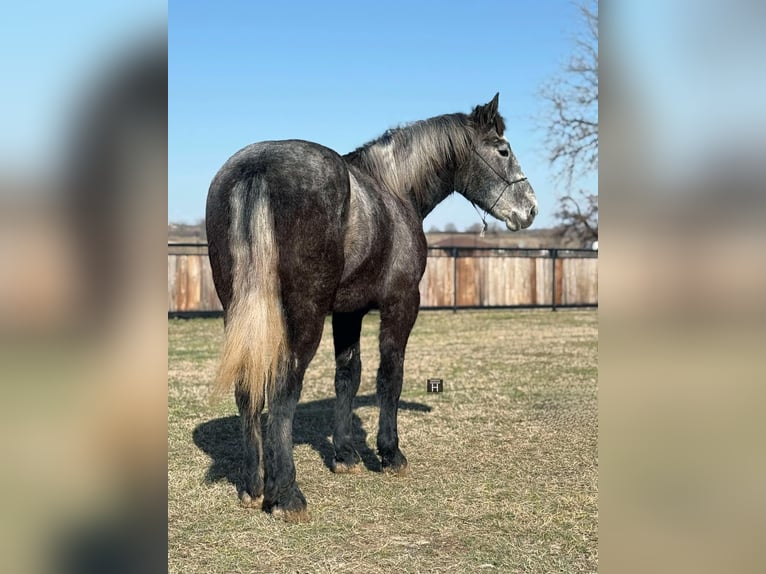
[174,255,187,311]
[456,257,479,306]
[200,256,223,311]
[419,255,454,307]
[561,258,598,305]
[535,257,551,305]
[554,258,564,307]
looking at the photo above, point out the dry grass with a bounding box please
[169,310,597,573]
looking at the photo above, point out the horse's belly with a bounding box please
[332,276,379,313]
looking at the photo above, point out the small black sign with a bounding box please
[426,378,443,393]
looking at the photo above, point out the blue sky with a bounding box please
[169,0,597,230]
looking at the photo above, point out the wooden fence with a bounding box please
[168,244,597,315]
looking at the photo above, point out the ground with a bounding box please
[168,309,597,573]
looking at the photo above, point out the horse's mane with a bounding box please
[343,113,476,208]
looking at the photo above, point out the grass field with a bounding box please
[168,310,597,573]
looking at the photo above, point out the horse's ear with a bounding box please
[487,92,500,117]
[471,92,505,135]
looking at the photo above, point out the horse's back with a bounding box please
[208,139,350,232]
[209,139,347,205]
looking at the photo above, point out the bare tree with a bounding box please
[541,0,598,244]
[556,190,598,245]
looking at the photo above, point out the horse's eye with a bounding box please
[498,148,509,157]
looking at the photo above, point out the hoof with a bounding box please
[270,506,311,523]
[382,462,409,477]
[239,492,264,509]
[263,484,308,522]
[381,449,409,476]
[332,460,362,474]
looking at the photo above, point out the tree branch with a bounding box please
[538,0,598,245]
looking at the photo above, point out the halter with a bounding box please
[469,147,528,236]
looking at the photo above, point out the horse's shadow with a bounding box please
[192,393,432,488]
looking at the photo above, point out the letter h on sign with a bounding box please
[427,378,443,393]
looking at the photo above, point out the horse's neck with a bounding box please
[386,149,459,220]
[411,179,455,220]
[346,129,465,220]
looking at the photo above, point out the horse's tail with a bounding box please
[213,178,288,413]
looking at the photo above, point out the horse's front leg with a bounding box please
[376,296,419,475]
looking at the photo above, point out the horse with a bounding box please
[205,93,537,521]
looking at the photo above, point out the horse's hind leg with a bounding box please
[262,310,326,521]
[235,384,265,508]
[376,296,419,475]
[331,310,366,473]
[262,368,308,520]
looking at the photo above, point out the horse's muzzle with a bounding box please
[506,201,537,231]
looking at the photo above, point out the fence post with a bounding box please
[452,247,458,313]
[550,248,558,312]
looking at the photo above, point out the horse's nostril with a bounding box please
[530,204,538,219]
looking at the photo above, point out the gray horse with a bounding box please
[206,94,537,520]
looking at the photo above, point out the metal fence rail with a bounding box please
[168,243,597,317]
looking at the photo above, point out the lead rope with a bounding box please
[468,147,528,237]
[470,201,488,237]
[470,200,495,237]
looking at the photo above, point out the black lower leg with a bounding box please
[262,373,307,515]
[376,348,408,473]
[235,386,264,505]
[375,301,418,474]
[332,310,365,470]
